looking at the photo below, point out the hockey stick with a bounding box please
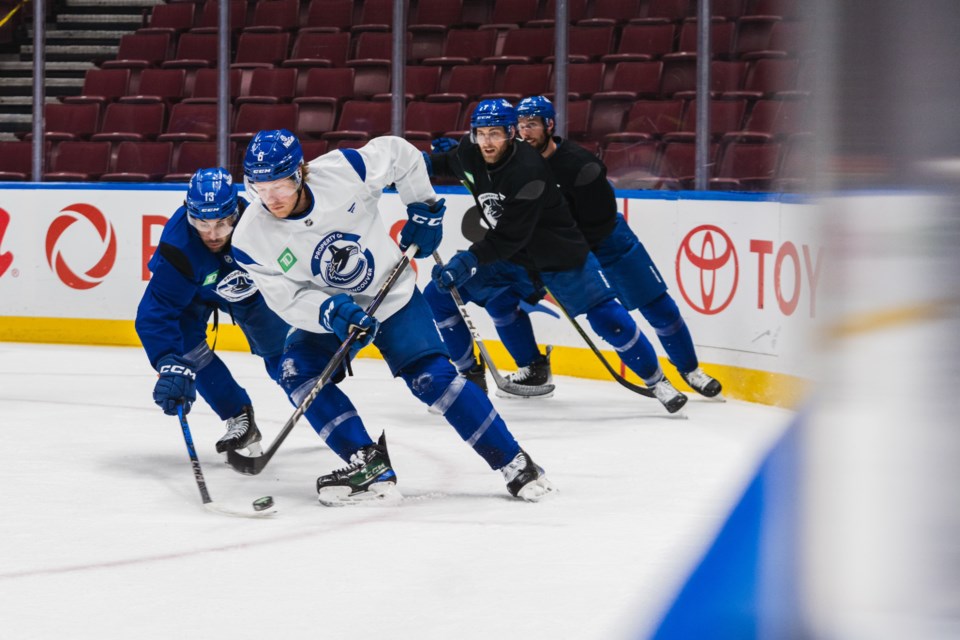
[544,288,656,398]
[176,405,276,518]
[226,244,418,476]
[433,252,555,398]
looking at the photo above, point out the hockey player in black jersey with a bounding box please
[423,99,689,413]
[513,96,722,398]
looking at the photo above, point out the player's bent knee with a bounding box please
[400,354,461,408]
[586,299,636,342]
[640,294,682,332]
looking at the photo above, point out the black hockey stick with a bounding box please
[226,244,418,476]
[433,252,555,398]
[544,288,656,398]
[176,405,276,517]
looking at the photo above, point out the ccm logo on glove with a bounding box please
[158,362,196,378]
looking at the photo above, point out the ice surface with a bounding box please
[0,343,790,640]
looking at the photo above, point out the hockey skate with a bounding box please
[216,405,263,455]
[501,449,555,501]
[316,431,400,506]
[680,367,723,398]
[651,376,688,414]
[496,345,554,399]
[463,358,488,394]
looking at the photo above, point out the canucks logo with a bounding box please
[216,269,259,302]
[311,232,375,293]
[477,192,504,228]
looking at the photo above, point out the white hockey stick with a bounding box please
[432,252,555,398]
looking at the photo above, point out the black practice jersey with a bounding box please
[430,137,590,273]
[546,137,619,249]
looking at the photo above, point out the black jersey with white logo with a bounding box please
[431,137,590,273]
[546,137,619,249]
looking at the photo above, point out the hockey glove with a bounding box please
[432,250,478,292]
[399,198,446,259]
[431,137,459,153]
[153,354,197,416]
[319,293,380,348]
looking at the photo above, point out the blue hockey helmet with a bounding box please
[471,98,518,129]
[516,95,556,127]
[186,167,237,220]
[243,129,304,184]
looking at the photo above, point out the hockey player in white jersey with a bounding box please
[231,129,553,504]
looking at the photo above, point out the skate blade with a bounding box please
[318,481,402,507]
[517,476,556,502]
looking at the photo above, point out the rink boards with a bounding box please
[0,182,818,408]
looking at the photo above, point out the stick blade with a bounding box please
[495,381,556,398]
[225,449,269,475]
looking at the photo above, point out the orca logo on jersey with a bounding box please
[216,269,260,302]
[311,232,376,293]
[477,192,504,227]
[45,203,117,290]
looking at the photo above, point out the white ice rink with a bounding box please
[0,343,791,640]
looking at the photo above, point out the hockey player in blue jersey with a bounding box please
[424,99,689,413]
[514,95,721,398]
[136,168,291,454]
[230,129,553,504]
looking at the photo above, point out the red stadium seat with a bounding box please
[302,0,353,33]
[678,18,735,57]
[533,0,589,26]
[193,0,248,33]
[63,69,131,106]
[245,0,299,32]
[122,68,186,105]
[0,141,33,180]
[140,2,196,35]
[284,31,350,72]
[483,64,551,102]
[725,56,799,98]
[45,141,112,181]
[159,102,226,142]
[352,0,406,33]
[561,26,616,63]
[404,101,461,139]
[230,103,299,144]
[722,95,808,141]
[422,28,497,67]
[602,139,660,189]
[751,0,802,20]
[642,0,695,21]
[734,15,781,58]
[612,99,684,140]
[164,141,218,181]
[102,141,174,181]
[601,23,676,63]
[24,102,101,141]
[557,62,605,99]
[599,61,663,98]
[663,97,749,142]
[323,100,392,143]
[92,102,166,142]
[183,68,242,104]
[163,33,219,70]
[426,64,495,103]
[236,68,297,105]
[232,32,291,70]
[581,0,643,27]
[481,0,539,30]
[711,140,782,190]
[102,33,171,70]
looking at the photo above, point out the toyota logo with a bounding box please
[676,224,738,315]
[45,203,117,290]
[0,207,12,278]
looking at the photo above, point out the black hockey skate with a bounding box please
[680,367,723,398]
[497,346,554,399]
[501,448,555,501]
[651,376,688,414]
[216,405,263,454]
[463,358,488,394]
[316,431,400,506]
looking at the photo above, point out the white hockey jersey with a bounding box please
[231,136,438,334]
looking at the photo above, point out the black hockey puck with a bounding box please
[252,496,274,512]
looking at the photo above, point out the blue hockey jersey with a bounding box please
[136,203,290,370]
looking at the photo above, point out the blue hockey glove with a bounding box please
[319,293,380,348]
[431,137,459,153]
[421,151,434,177]
[432,250,478,292]
[399,198,446,259]
[153,354,197,416]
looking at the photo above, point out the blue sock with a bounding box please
[423,281,477,372]
[194,352,251,420]
[640,294,698,374]
[488,293,541,367]
[402,355,520,470]
[586,299,662,384]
